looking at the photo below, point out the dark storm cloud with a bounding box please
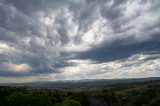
[0,70,30,77]
[72,0,160,63]
[0,0,67,76]
[0,0,160,79]
[76,33,160,62]
[100,1,124,20]
[5,0,67,14]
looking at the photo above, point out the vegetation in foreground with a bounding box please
[0,80,160,106]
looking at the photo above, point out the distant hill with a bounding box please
[1,77,160,89]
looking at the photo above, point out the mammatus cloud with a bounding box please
[0,0,160,82]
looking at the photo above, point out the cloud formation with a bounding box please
[0,0,160,82]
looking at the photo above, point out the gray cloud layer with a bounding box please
[0,0,160,82]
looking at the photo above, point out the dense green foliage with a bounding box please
[0,80,160,106]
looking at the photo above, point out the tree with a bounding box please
[62,99,81,106]
[149,97,160,106]
[4,92,25,106]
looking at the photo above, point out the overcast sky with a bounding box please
[0,0,160,83]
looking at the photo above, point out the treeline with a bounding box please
[0,81,160,106]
